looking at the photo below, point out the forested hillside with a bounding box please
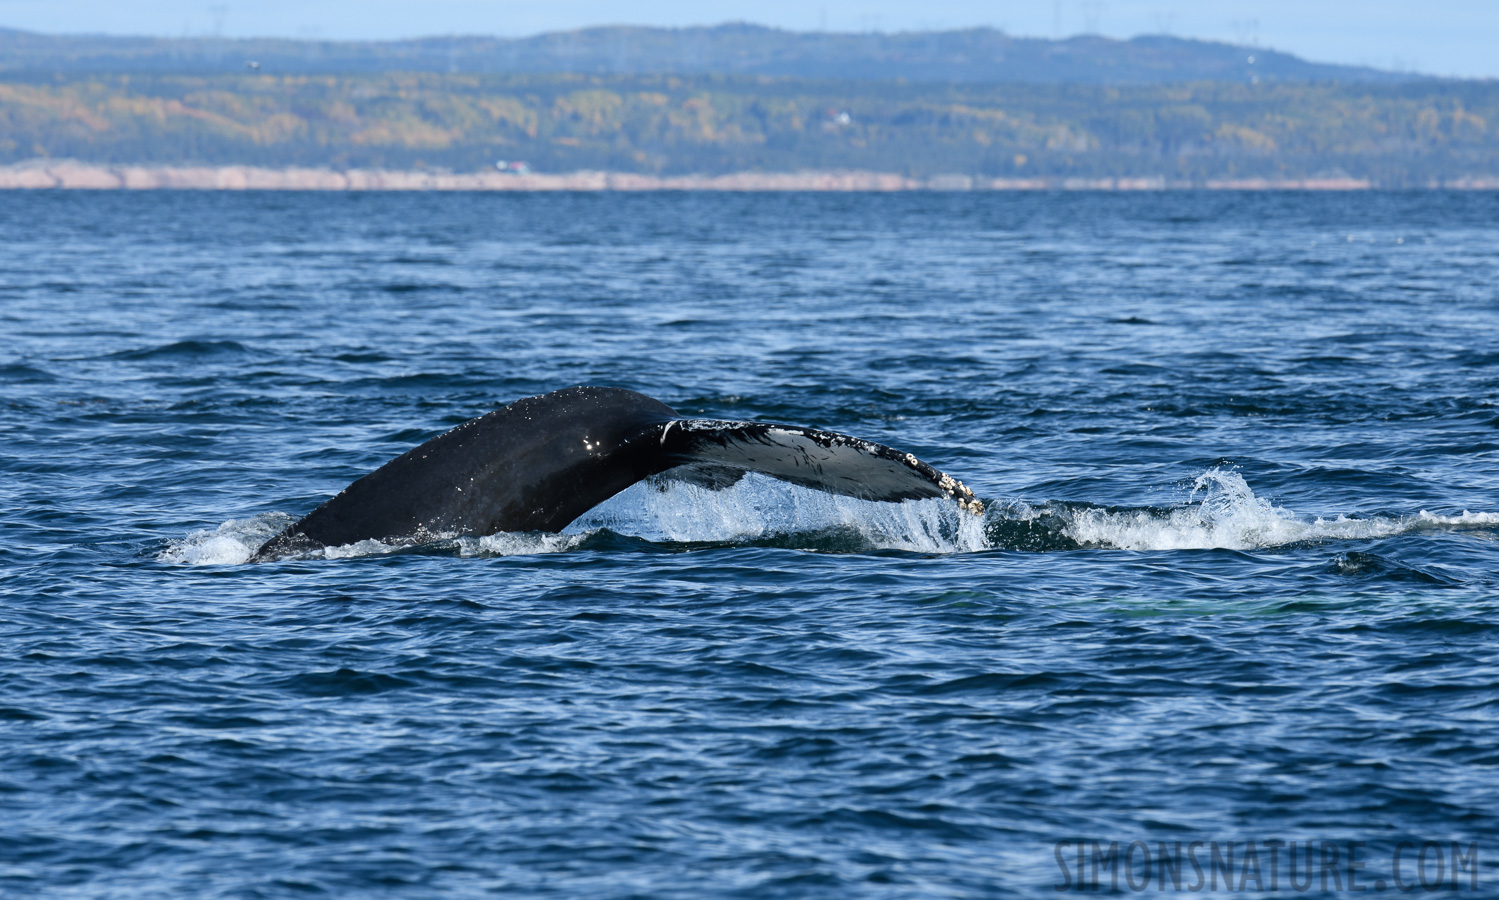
[2,73,1494,184]
[0,25,1413,85]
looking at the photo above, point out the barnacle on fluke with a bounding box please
[252,387,983,561]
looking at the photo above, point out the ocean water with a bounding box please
[2,190,1497,897]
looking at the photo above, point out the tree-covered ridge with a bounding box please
[2,73,1495,184]
[0,24,1416,85]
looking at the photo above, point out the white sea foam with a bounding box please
[160,514,417,565]
[157,513,294,565]
[162,468,1499,563]
[1047,468,1499,552]
[160,513,591,565]
[319,537,404,559]
[455,531,589,557]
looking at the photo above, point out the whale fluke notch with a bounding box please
[250,386,981,561]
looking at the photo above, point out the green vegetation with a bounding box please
[3,72,1497,184]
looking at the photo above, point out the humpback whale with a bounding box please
[250,386,982,561]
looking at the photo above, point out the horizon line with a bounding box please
[0,21,1322,57]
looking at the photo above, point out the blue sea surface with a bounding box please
[2,190,1497,897]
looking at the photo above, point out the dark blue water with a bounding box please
[3,191,1498,897]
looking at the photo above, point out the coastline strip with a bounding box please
[5,161,1490,191]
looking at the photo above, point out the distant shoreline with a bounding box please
[4,161,1497,191]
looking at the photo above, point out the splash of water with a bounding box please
[158,513,294,565]
[455,532,588,557]
[158,513,586,565]
[568,473,991,553]
[1061,469,1301,550]
[159,468,1499,564]
[1044,468,1499,551]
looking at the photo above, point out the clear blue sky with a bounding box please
[1,0,1494,79]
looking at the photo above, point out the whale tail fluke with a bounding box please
[250,387,980,562]
[658,419,982,509]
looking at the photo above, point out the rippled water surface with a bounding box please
[3,191,1498,897]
